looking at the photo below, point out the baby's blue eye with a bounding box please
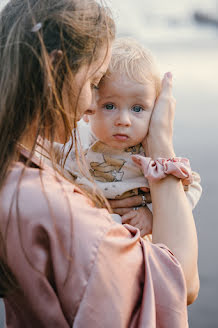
[132,105,144,113]
[104,103,115,110]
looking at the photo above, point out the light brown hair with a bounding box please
[0,0,115,297]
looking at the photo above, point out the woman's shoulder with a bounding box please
[2,161,113,230]
[1,162,117,324]
[1,160,115,283]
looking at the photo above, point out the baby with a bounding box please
[63,38,202,233]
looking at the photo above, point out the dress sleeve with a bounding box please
[73,223,189,328]
[4,166,188,328]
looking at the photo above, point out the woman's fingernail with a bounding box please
[166,72,172,79]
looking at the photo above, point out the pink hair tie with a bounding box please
[132,155,193,185]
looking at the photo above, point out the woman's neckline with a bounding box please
[17,143,45,169]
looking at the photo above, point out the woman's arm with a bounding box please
[151,176,199,304]
[145,73,199,304]
[109,74,199,303]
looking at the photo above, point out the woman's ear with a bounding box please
[49,49,63,66]
[83,114,89,123]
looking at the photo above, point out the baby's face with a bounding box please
[87,72,157,150]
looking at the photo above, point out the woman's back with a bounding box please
[0,157,111,326]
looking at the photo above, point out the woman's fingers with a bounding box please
[152,72,175,126]
[142,72,176,158]
[112,207,133,216]
[161,72,173,97]
[108,195,144,209]
[145,192,151,203]
[139,187,150,193]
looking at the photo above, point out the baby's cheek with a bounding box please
[91,120,110,141]
[136,122,149,139]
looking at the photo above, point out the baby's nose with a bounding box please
[115,110,131,126]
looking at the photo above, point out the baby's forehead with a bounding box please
[101,71,157,90]
[98,72,157,108]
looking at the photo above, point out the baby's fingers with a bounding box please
[122,210,137,224]
[140,228,147,238]
[128,216,139,227]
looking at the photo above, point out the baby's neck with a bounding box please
[92,140,143,155]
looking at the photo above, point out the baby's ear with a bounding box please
[83,114,89,123]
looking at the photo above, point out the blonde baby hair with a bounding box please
[108,37,161,96]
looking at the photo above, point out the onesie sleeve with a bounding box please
[185,170,202,209]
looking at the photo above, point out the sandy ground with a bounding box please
[0,42,218,327]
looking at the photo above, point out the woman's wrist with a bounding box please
[132,154,193,186]
[145,140,175,160]
[150,149,175,160]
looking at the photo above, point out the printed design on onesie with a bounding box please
[125,144,142,155]
[89,155,126,183]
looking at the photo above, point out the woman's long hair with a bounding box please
[0,0,115,297]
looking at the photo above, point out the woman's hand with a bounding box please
[122,206,153,237]
[139,73,199,303]
[108,193,151,216]
[142,72,176,159]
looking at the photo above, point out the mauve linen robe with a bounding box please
[0,155,189,327]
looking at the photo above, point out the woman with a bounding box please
[0,0,199,327]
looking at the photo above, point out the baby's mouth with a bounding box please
[113,134,129,141]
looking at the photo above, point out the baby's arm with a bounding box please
[184,171,202,209]
[139,170,202,209]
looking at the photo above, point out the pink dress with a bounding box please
[0,152,188,327]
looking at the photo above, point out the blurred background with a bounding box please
[0,0,218,327]
[109,1,218,327]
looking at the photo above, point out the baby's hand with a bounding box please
[122,206,153,237]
